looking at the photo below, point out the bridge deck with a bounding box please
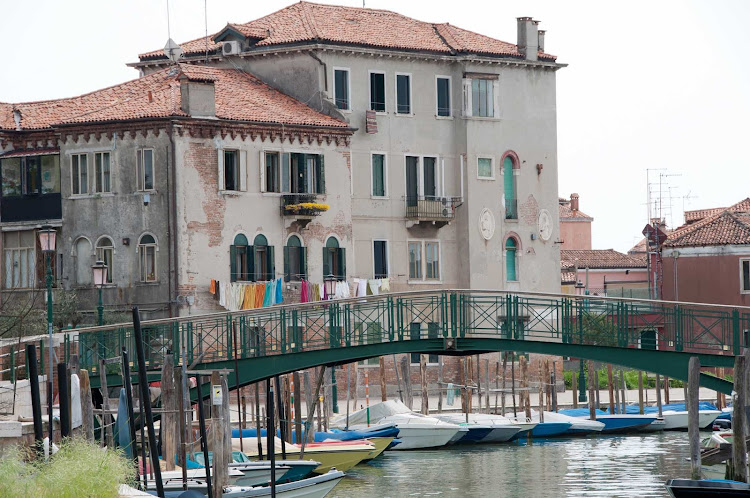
[70,290,750,394]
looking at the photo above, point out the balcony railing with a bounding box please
[505,199,518,220]
[405,196,461,223]
[280,193,326,217]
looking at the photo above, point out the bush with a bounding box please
[0,438,136,498]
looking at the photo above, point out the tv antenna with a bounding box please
[162,0,183,63]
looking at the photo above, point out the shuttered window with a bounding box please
[436,77,450,117]
[373,240,388,278]
[322,237,346,280]
[370,72,385,112]
[504,156,517,219]
[742,260,750,292]
[371,154,385,197]
[506,238,518,282]
[472,79,494,117]
[334,68,350,110]
[283,235,307,282]
[396,74,411,114]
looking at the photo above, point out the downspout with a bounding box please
[167,122,179,317]
[307,51,328,92]
[459,154,465,203]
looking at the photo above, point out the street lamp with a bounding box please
[323,273,339,412]
[38,226,56,449]
[323,273,336,300]
[92,260,108,326]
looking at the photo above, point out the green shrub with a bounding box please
[0,438,136,498]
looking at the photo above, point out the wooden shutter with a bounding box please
[300,247,307,280]
[266,246,275,282]
[259,151,266,193]
[229,245,237,282]
[239,150,247,191]
[316,155,325,194]
[337,247,346,280]
[283,246,291,282]
[462,78,471,117]
[247,245,255,282]
[492,80,500,118]
[281,153,290,192]
[217,149,225,191]
[322,248,331,279]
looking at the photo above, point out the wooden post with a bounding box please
[420,355,428,415]
[520,355,531,419]
[511,354,517,417]
[211,372,229,493]
[607,365,615,414]
[572,372,579,409]
[537,361,545,422]
[79,369,94,441]
[293,372,302,441]
[400,357,412,410]
[619,370,626,414]
[379,357,387,401]
[638,371,644,415]
[614,370,621,414]
[300,366,326,458]
[551,363,557,412]
[494,358,500,414]
[438,356,444,414]
[644,372,649,405]
[476,355,482,413]
[175,367,188,485]
[393,355,404,404]
[664,376,670,404]
[683,384,688,404]
[351,364,359,412]
[655,373,663,417]
[484,359,490,414]
[98,359,113,448]
[161,355,176,471]
[588,361,596,421]
[544,360,551,411]
[687,357,702,481]
[594,366,601,409]
[254,382,263,460]
[467,356,474,414]
[730,354,748,482]
[501,353,508,416]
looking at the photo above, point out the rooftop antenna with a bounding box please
[163,0,183,63]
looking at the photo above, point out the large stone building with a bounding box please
[1,2,564,322]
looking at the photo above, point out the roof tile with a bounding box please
[560,249,646,269]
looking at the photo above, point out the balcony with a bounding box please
[505,199,518,220]
[280,193,328,228]
[405,196,461,228]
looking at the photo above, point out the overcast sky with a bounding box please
[2,0,748,252]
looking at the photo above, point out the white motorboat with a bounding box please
[660,409,722,430]
[434,413,523,443]
[494,414,539,438]
[144,468,244,491]
[222,469,344,497]
[192,451,293,486]
[335,400,462,450]
[530,410,605,435]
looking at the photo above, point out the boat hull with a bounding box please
[530,422,572,438]
[360,437,395,461]
[596,415,657,433]
[661,411,722,430]
[665,478,750,498]
[222,470,344,498]
[389,426,460,450]
[480,426,524,443]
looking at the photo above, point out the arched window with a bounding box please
[95,237,114,284]
[230,234,250,282]
[503,155,517,220]
[323,237,346,280]
[284,235,306,282]
[74,237,92,285]
[252,234,274,282]
[505,237,518,282]
[138,234,157,282]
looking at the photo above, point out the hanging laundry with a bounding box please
[263,280,275,307]
[356,278,368,297]
[320,283,328,301]
[242,284,253,309]
[380,278,390,293]
[218,281,227,308]
[275,278,283,304]
[300,280,309,303]
[368,279,380,296]
[255,283,265,308]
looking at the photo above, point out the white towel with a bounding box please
[70,374,82,429]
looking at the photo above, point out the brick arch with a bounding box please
[500,150,521,170]
[503,231,522,252]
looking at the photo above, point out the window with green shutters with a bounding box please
[333,68,350,110]
[503,156,517,219]
[436,77,450,117]
[505,238,518,282]
[369,72,385,112]
[265,152,324,194]
[371,154,386,197]
[471,78,494,117]
[229,233,250,282]
[478,157,493,179]
[283,235,306,282]
[252,234,275,282]
[396,73,411,114]
[322,237,346,280]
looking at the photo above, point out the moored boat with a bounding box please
[531,410,605,435]
[434,413,523,443]
[665,478,750,497]
[559,408,658,433]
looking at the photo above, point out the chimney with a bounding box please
[516,17,539,62]
[537,30,546,53]
[570,193,579,212]
[179,77,216,118]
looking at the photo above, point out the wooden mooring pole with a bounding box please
[607,365,615,414]
[687,357,702,481]
[520,355,531,419]
[655,373,663,417]
[420,355,428,415]
[572,372,579,409]
[79,369,94,441]
[588,361,596,421]
[379,357,387,402]
[729,354,748,482]
[638,371,644,415]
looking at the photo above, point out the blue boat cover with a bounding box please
[231,426,399,443]
[113,388,133,459]
[617,402,718,415]
[558,408,609,417]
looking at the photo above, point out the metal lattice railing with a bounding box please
[72,290,750,377]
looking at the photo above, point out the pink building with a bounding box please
[559,193,593,250]
[561,249,648,297]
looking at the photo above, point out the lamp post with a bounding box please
[323,273,339,413]
[578,359,587,403]
[92,260,108,326]
[38,226,56,448]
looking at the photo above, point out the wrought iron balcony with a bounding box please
[405,196,461,226]
[280,193,327,217]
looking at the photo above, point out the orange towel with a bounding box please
[210,279,216,295]
[242,285,253,309]
[255,283,265,308]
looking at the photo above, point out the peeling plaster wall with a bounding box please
[174,133,353,315]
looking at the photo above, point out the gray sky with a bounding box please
[2,0,748,252]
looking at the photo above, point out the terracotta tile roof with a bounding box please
[561,249,647,269]
[664,209,750,248]
[139,2,557,61]
[558,201,593,221]
[1,65,348,131]
[628,238,648,255]
[683,198,750,224]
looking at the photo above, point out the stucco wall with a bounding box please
[661,248,750,306]
[560,220,592,250]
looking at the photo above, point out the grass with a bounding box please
[563,369,685,390]
[0,437,136,498]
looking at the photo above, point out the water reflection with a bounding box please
[329,432,695,498]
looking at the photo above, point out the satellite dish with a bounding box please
[163,38,183,62]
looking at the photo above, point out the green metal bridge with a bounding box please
[72,290,750,395]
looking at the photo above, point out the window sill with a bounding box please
[504,218,519,223]
[136,190,157,195]
[394,113,414,118]
[477,176,495,181]
[435,115,453,120]
[68,193,115,200]
[370,110,387,115]
[370,196,390,200]
[407,280,443,285]
[219,190,244,197]
[462,116,501,122]
[136,281,160,286]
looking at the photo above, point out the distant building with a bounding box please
[559,193,593,250]
[560,249,648,297]
[660,198,750,306]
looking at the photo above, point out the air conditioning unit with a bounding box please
[222,41,241,56]
[440,197,452,217]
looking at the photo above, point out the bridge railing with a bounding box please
[74,290,750,376]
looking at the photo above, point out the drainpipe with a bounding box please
[672,251,679,301]
[167,122,179,317]
[459,154,465,203]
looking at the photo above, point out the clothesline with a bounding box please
[209,276,392,311]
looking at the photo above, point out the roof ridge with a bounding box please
[298,1,320,40]
[666,209,741,245]
[432,23,461,53]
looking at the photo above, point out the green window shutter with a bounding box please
[283,246,291,282]
[281,153,290,192]
[317,155,325,194]
[506,238,517,281]
[322,248,331,278]
[300,247,307,280]
[230,245,237,282]
[338,247,346,280]
[266,246,275,281]
[503,156,516,219]
[372,155,384,197]
[247,245,255,282]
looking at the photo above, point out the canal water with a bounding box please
[329,431,699,497]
